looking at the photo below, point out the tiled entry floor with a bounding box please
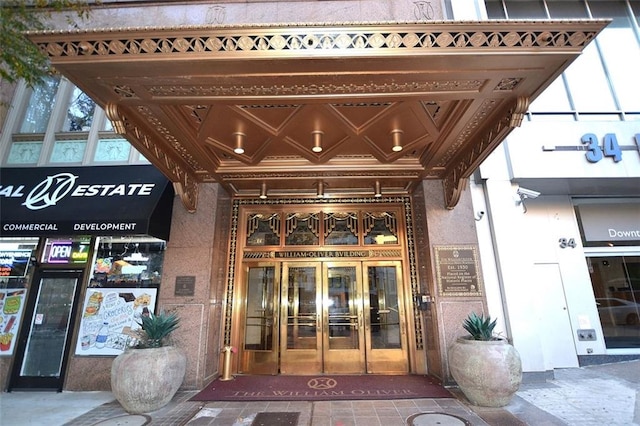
[62,393,494,426]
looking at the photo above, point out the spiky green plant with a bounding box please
[136,311,180,348]
[462,312,498,341]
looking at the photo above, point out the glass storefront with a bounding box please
[576,199,640,350]
[588,255,640,349]
[3,234,168,390]
[0,238,38,356]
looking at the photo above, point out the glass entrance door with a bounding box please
[239,260,409,375]
[323,262,366,373]
[280,263,323,374]
[9,270,83,390]
[279,262,366,374]
[364,262,409,373]
[239,264,279,375]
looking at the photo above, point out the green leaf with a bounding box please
[136,311,180,348]
[1,1,92,87]
[462,312,498,341]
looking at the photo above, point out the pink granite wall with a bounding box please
[158,183,228,390]
[419,180,488,384]
[63,182,229,391]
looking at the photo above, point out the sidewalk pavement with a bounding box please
[1,360,639,425]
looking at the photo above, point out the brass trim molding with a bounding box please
[31,21,604,60]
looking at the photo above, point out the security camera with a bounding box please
[517,187,540,199]
[474,211,485,221]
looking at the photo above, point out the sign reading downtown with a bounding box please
[0,166,174,240]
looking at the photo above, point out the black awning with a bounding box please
[0,165,174,240]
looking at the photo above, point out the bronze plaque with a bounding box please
[434,245,482,296]
[175,275,196,297]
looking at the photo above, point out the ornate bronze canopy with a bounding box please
[29,20,606,211]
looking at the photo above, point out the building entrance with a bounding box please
[238,260,408,375]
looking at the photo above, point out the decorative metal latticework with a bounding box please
[324,212,358,245]
[246,213,281,246]
[225,197,422,351]
[285,212,320,245]
[34,24,601,59]
[363,212,398,245]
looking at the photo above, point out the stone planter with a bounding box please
[111,346,186,414]
[448,337,522,407]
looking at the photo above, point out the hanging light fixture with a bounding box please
[311,131,324,153]
[233,132,245,154]
[391,129,403,152]
[259,182,268,199]
[316,181,325,198]
[374,180,382,198]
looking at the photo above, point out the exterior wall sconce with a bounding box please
[312,131,324,153]
[374,180,382,198]
[391,129,403,152]
[259,182,268,199]
[316,181,325,198]
[233,132,245,154]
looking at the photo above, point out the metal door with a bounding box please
[9,269,83,390]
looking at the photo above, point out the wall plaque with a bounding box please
[434,245,482,296]
[175,275,196,297]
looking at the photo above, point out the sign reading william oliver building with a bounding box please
[434,245,482,296]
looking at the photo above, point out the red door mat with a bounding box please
[191,375,453,401]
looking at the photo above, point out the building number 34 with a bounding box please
[581,133,640,163]
[559,238,577,249]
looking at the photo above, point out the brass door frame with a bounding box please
[238,259,409,375]
[232,201,419,376]
[236,262,280,375]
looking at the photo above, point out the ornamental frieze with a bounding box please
[34,24,600,59]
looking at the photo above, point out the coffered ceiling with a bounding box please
[29,20,606,211]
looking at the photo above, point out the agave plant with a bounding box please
[462,312,498,341]
[135,311,180,348]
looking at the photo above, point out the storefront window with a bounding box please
[1,238,37,287]
[0,238,38,355]
[576,199,640,349]
[90,237,165,287]
[588,255,640,349]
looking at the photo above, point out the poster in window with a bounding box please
[75,287,158,356]
[0,289,28,355]
[0,250,31,277]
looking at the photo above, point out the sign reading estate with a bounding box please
[434,245,482,296]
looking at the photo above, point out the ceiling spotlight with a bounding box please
[316,181,325,198]
[391,129,403,152]
[233,132,245,154]
[374,180,382,198]
[312,131,324,153]
[259,182,267,200]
